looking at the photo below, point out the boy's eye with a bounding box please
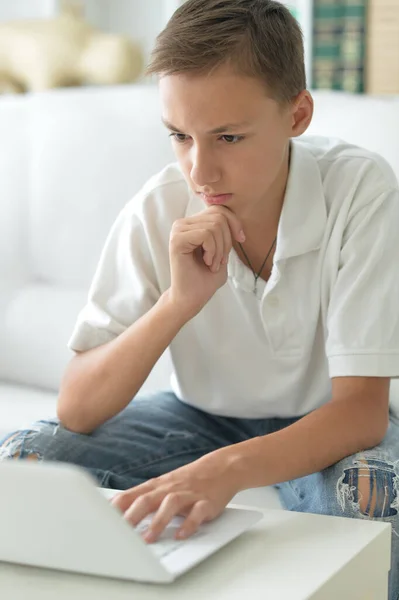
[169,133,188,143]
[221,134,243,144]
[169,133,244,144]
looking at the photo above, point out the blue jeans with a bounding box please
[1,391,399,598]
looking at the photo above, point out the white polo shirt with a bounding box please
[68,136,399,419]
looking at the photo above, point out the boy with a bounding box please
[2,1,399,596]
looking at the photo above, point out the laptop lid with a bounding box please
[0,461,172,583]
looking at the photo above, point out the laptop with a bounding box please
[0,460,263,583]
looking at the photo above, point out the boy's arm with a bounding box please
[58,205,245,435]
[57,291,189,434]
[228,376,390,491]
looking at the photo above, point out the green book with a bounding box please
[312,0,367,93]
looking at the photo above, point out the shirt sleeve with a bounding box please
[326,185,399,378]
[67,201,161,353]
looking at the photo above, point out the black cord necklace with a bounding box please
[238,236,277,294]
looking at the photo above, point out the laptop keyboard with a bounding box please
[148,536,184,559]
[100,490,188,559]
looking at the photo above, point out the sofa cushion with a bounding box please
[0,278,174,393]
[29,85,175,289]
[0,284,85,390]
[0,95,31,286]
[0,384,58,440]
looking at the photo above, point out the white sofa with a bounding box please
[1,85,399,509]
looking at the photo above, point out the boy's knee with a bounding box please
[0,432,21,457]
[0,431,40,460]
[337,457,399,522]
[11,452,39,460]
[356,461,379,516]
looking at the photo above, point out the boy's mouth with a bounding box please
[200,193,233,205]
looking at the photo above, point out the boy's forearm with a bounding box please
[57,290,188,434]
[225,395,388,492]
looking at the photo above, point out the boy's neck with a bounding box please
[238,142,291,245]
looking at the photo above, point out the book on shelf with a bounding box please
[366,0,399,94]
[312,0,367,94]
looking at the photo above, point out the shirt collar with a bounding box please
[274,139,327,261]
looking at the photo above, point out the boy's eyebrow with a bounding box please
[161,118,251,134]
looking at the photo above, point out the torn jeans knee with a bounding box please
[337,455,399,537]
[0,430,41,460]
[0,421,59,461]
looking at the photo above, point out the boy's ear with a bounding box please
[290,90,313,138]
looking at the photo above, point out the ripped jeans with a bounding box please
[1,391,399,599]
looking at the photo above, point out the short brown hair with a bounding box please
[146,0,306,104]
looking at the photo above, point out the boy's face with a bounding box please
[159,66,312,221]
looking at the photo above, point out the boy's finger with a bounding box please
[206,205,245,243]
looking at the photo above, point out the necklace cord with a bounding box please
[238,235,277,288]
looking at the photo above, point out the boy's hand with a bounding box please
[168,205,245,319]
[110,448,241,542]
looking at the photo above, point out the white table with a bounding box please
[0,506,391,600]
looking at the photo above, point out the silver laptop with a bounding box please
[0,460,263,583]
